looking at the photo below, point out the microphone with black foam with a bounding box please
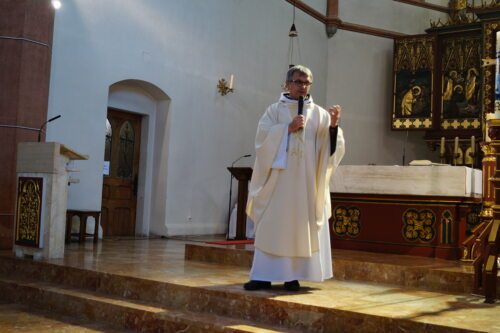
[297,96,304,130]
[38,115,61,142]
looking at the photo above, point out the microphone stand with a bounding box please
[227,154,251,239]
[402,130,409,166]
[38,115,61,142]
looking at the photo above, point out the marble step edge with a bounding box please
[0,257,483,333]
[0,258,334,332]
[0,276,294,333]
[185,244,500,297]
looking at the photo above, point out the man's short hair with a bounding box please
[286,65,313,83]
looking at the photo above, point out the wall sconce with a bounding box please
[217,74,234,96]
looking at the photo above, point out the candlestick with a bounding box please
[496,30,500,118]
[454,137,459,161]
[229,74,234,90]
[440,137,445,155]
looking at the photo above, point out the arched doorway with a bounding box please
[103,80,170,237]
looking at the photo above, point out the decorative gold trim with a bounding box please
[440,210,453,244]
[482,143,496,155]
[332,206,361,238]
[402,208,436,242]
[483,22,500,115]
[479,207,494,218]
[15,177,43,248]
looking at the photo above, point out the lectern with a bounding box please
[227,167,252,240]
[13,142,87,259]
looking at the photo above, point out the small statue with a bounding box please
[449,0,470,24]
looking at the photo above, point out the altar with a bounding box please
[329,165,482,260]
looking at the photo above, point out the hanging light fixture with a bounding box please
[287,1,301,68]
[51,0,62,10]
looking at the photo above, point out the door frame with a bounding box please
[107,79,171,237]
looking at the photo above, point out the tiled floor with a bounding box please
[0,237,499,332]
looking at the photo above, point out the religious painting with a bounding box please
[15,177,44,248]
[392,36,434,130]
[440,35,482,130]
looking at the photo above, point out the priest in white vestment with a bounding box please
[244,65,345,291]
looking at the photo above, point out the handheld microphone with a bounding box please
[38,115,61,142]
[297,96,304,130]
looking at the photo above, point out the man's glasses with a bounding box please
[290,80,312,87]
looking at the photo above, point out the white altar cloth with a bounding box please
[330,165,482,197]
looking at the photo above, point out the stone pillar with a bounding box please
[0,1,55,249]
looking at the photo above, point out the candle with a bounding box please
[454,137,459,157]
[496,31,500,118]
[440,137,445,155]
[471,136,475,156]
[229,74,234,90]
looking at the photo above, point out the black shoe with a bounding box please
[244,280,271,291]
[284,280,300,291]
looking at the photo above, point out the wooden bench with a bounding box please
[65,210,101,243]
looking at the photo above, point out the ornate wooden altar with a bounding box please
[330,165,482,260]
[389,0,500,301]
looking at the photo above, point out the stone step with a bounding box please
[1,254,497,333]
[0,301,134,332]
[185,243,500,297]
[0,276,293,333]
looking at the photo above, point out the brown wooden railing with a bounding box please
[462,221,488,263]
[475,119,500,303]
[482,220,499,303]
[469,220,493,297]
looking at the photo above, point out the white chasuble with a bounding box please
[246,93,345,281]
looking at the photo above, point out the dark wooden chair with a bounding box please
[65,210,101,243]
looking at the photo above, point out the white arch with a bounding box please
[107,79,170,236]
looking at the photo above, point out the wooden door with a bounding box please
[101,108,142,236]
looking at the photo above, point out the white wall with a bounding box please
[46,0,449,236]
[46,0,328,236]
[327,0,448,165]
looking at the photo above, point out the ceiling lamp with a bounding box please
[287,1,302,68]
[51,0,61,10]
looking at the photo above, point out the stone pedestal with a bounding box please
[13,142,87,259]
